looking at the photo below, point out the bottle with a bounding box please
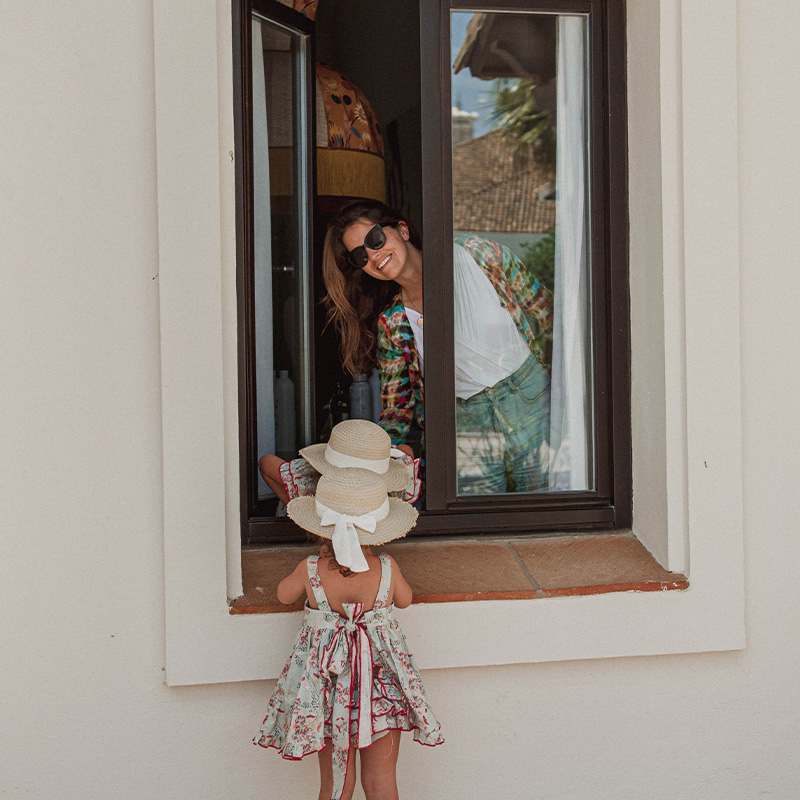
[369,368,382,422]
[349,374,371,420]
[274,370,296,454]
[331,382,349,425]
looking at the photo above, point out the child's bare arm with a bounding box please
[276,560,308,605]
[390,558,413,609]
[257,454,289,505]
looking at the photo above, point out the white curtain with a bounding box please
[549,15,592,491]
[252,21,276,498]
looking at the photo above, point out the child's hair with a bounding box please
[310,533,372,578]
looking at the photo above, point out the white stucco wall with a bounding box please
[3,1,799,798]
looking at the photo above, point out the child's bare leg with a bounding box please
[359,730,401,800]
[257,454,289,505]
[318,739,357,800]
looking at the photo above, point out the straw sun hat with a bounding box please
[287,467,418,572]
[300,419,410,492]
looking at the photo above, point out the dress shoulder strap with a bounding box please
[374,553,392,609]
[305,555,331,611]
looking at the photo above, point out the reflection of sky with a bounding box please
[451,11,498,138]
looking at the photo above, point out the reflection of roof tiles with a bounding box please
[453,130,555,233]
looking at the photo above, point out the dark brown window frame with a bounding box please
[233,0,318,543]
[418,0,630,534]
[234,0,631,545]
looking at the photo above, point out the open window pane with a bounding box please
[237,0,629,541]
[450,10,594,497]
[251,14,313,503]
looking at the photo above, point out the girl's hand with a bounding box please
[395,443,414,458]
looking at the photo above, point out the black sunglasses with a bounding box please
[346,222,397,269]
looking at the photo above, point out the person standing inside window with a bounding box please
[323,200,553,495]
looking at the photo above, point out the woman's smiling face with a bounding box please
[341,218,411,282]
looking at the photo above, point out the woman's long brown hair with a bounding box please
[322,201,422,377]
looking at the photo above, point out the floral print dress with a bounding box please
[253,554,444,800]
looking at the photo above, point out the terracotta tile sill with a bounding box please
[230,533,688,614]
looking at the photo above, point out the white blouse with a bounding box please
[403,305,425,374]
[404,244,531,399]
[452,244,530,399]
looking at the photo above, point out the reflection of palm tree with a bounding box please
[520,229,555,293]
[492,79,556,168]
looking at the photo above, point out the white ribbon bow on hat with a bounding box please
[316,498,390,573]
[324,444,409,474]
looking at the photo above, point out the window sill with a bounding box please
[230,533,688,615]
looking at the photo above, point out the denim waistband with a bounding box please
[457,353,548,407]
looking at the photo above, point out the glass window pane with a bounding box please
[451,10,594,496]
[252,16,312,501]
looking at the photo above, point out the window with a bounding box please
[234,0,630,544]
[233,0,316,535]
[156,0,745,686]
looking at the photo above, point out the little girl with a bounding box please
[258,418,422,509]
[253,467,443,800]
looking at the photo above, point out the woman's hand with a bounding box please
[395,444,414,458]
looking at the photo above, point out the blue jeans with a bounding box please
[455,354,550,494]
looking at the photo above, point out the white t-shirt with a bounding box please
[403,305,425,373]
[452,243,530,398]
[403,244,531,399]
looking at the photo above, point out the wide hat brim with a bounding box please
[299,443,410,492]
[286,496,418,546]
